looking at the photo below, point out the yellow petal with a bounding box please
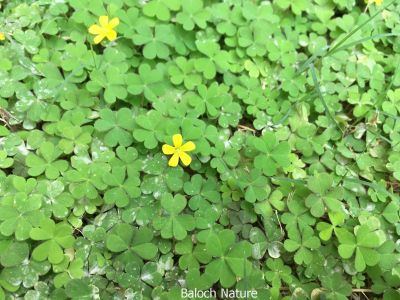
[162,144,175,155]
[99,16,109,27]
[172,134,182,147]
[109,17,120,28]
[168,153,179,167]
[88,24,102,35]
[106,29,117,41]
[179,151,192,166]
[180,141,195,152]
[93,34,105,44]
[0,32,5,41]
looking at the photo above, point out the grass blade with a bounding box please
[296,46,329,75]
[366,128,392,145]
[327,0,398,56]
[343,177,399,202]
[377,110,400,121]
[329,32,400,56]
[297,0,398,75]
[270,177,306,185]
[309,64,342,132]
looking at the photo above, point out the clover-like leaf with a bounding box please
[337,223,386,272]
[0,0,398,297]
[317,212,345,241]
[204,229,252,288]
[194,40,230,79]
[1,258,50,288]
[153,193,195,240]
[185,83,230,118]
[30,219,75,264]
[175,237,212,270]
[126,64,164,101]
[65,158,109,199]
[53,257,84,288]
[132,24,176,59]
[176,0,210,30]
[252,132,291,176]
[143,0,180,21]
[168,57,202,90]
[94,108,135,147]
[26,141,68,179]
[106,223,158,260]
[0,150,13,169]
[133,110,165,149]
[0,240,29,267]
[86,48,129,104]
[283,226,320,265]
[265,258,292,288]
[102,166,140,207]
[36,180,74,219]
[0,177,43,240]
[237,169,270,203]
[305,173,344,218]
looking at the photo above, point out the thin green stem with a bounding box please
[343,177,399,202]
[297,0,398,75]
[309,64,343,133]
[376,110,400,121]
[90,43,98,70]
[329,32,400,56]
[327,0,397,56]
[366,128,392,145]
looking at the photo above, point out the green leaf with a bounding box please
[143,0,181,21]
[30,219,74,264]
[94,108,135,147]
[0,241,29,267]
[161,193,187,215]
[133,24,175,59]
[106,224,158,260]
[382,201,399,224]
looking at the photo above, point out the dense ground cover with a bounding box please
[0,0,399,299]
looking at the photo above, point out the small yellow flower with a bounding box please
[365,0,383,5]
[88,16,119,44]
[162,134,196,167]
[0,32,5,41]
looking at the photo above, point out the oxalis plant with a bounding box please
[0,0,399,299]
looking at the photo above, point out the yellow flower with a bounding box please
[162,134,196,167]
[88,16,119,44]
[0,32,5,41]
[365,0,383,5]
